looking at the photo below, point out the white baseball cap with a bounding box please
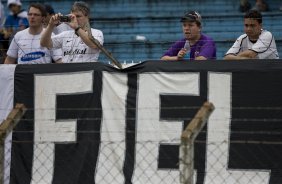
[7,0,22,7]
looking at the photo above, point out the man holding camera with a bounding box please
[40,1,104,63]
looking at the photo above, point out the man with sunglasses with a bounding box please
[224,9,279,60]
[161,11,216,61]
[40,1,104,63]
[4,3,62,64]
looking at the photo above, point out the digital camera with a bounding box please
[59,15,71,22]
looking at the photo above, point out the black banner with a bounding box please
[6,60,282,183]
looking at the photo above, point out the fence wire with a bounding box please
[1,105,282,183]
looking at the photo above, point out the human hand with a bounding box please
[3,29,12,39]
[65,14,80,30]
[49,13,62,27]
[177,48,188,59]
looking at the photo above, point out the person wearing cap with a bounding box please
[4,0,28,38]
[43,4,71,34]
[4,3,62,64]
[161,11,216,61]
[224,9,279,60]
[40,1,104,63]
[1,0,28,63]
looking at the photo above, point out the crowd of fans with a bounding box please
[0,0,280,64]
[0,0,103,64]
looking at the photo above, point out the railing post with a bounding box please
[179,102,214,184]
[0,104,26,184]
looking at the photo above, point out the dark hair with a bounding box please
[44,4,55,15]
[244,9,262,24]
[71,1,90,16]
[28,3,47,17]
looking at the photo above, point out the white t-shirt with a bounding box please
[225,30,279,59]
[53,23,72,35]
[7,28,62,64]
[51,28,104,63]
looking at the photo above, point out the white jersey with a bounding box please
[51,28,104,63]
[53,23,72,35]
[7,28,62,64]
[225,29,279,59]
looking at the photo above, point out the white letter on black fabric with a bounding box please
[133,72,200,184]
[32,71,93,184]
[205,72,270,184]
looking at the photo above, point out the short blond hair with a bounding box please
[71,1,90,16]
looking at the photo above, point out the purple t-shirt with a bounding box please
[162,34,216,60]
